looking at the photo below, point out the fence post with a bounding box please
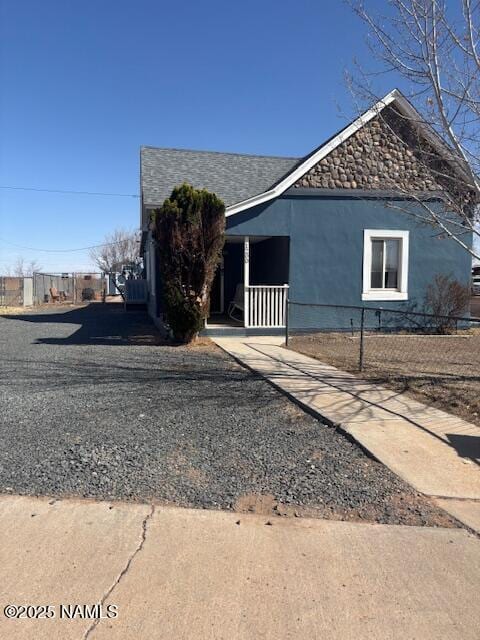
[285,299,290,347]
[359,307,365,372]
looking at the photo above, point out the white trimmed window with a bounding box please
[362,230,409,301]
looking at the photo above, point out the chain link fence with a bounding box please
[286,301,480,424]
[286,301,480,370]
[33,273,74,304]
[1,273,107,306]
[0,277,23,306]
[33,272,105,305]
[73,273,105,302]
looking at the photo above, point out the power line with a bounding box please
[0,237,138,253]
[0,185,140,198]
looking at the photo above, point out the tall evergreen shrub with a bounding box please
[152,183,225,342]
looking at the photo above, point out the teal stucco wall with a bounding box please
[226,192,472,328]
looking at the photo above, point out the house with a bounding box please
[140,89,473,335]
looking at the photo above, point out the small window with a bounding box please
[362,230,409,301]
[370,238,400,289]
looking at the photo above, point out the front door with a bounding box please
[209,258,224,314]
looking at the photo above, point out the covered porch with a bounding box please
[206,235,289,332]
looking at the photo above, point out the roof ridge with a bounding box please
[140,145,299,161]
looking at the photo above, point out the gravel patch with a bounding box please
[0,303,456,527]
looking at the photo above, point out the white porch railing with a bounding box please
[245,285,289,328]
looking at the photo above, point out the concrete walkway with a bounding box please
[0,495,479,640]
[213,336,480,532]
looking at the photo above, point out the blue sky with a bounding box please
[2,0,473,271]
[0,0,385,271]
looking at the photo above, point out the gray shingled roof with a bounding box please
[141,146,299,207]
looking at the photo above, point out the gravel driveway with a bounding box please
[0,303,454,526]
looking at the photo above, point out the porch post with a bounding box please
[244,236,250,328]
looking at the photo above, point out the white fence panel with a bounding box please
[23,277,33,306]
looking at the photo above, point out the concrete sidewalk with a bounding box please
[213,336,480,532]
[0,495,479,640]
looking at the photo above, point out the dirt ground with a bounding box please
[288,328,480,427]
[233,491,456,528]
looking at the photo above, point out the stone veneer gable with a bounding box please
[293,106,446,192]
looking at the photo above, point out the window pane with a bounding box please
[384,239,399,289]
[370,240,383,288]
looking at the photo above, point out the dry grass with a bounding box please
[0,303,88,316]
[0,306,26,315]
[289,331,480,426]
[185,337,217,350]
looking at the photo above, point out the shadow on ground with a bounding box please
[447,434,480,461]
[2,302,164,346]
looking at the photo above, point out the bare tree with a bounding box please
[12,256,42,276]
[89,228,139,273]
[348,0,480,261]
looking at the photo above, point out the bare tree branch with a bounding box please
[89,228,139,273]
[349,0,480,261]
[12,256,42,277]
